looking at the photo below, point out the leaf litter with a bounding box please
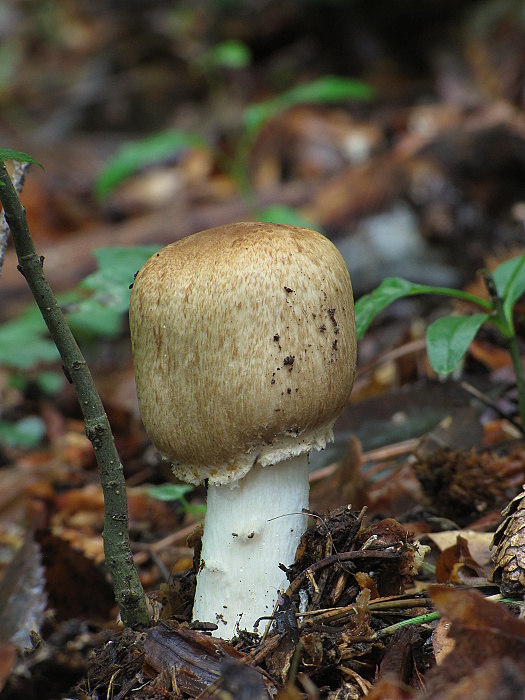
[2,2,525,698]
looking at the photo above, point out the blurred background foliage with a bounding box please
[1,0,525,448]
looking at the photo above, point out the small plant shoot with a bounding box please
[147,483,206,519]
[95,131,208,199]
[354,254,525,429]
[95,75,374,208]
[200,39,252,70]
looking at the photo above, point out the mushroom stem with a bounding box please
[192,454,310,638]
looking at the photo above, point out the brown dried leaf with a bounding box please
[366,677,416,700]
[35,530,115,622]
[430,586,525,671]
[0,534,46,649]
[434,535,490,584]
[430,585,525,640]
[468,339,512,371]
[354,519,420,596]
[432,618,455,665]
[428,658,525,700]
[310,436,363,513]
[265,636,296,686]
[426,586,525,697]
[378,627,420,685]
[427,531,493,567]
[0,642,18,694]
[354,571,380,599]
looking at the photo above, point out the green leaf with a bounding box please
[0,308,58,368]
[95,130,209,199]
[426,313,489,375]
[147,483,206,518]
[257,204,322,231]
[65,245,160,338]
[9,370,65,396]
[243,76,375,135]
[354,277,493,340]
[0,148,44,169]
[202,40,251,69]
[147,483,195,502]
[355,278,436,339]
[0,245,160,371]
[80,245,160,313]
[35,370,65,395]
[0,416,46,448]
[67,302,124,338]
[492,255,525,327]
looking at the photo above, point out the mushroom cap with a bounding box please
[129,222,356,485]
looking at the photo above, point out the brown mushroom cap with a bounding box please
[129,221,356,485]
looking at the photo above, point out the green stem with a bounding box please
[507,334,525,430]
[484,272,525,431]
[230,128,260,207]
[375,611,440,639]
[422,287,493,311]
[0,161,149,628]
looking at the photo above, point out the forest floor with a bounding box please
[1,2,525,698]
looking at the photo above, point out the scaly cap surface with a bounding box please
[129,222,356,484]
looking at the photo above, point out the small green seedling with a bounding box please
[199,39,252,71]
[147,483,206,520]
[95,74,374,214]
[354,254,525,429]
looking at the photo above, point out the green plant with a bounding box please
[0,245,159,367]
[94,132,208,200]
[0,306,59,368]
[233,75,375,194]
[0,415,46,448]
[147,483,206,520]
[199,38,252,72]
[354,254,525,429]
[0,243,160,449]
[95,74,374,225]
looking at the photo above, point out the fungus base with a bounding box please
[192,455,310,638]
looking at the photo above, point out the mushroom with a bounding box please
[129,221,357,638]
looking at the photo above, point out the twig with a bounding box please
[354,338,427,380]
[0,161,149,628]
[284,549,401,598]
[308,438,419,485]
[298,593,432,625]
[459,379,525,436]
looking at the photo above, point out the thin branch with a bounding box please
[459,379,525,436]
[0,160,149,628]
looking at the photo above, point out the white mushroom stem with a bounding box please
[192,454,310,638]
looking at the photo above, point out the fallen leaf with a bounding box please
[0,534,46,649]
[426,585,525,696]
[35,530,115,622]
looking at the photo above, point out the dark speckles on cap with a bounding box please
[283,355,295,370]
